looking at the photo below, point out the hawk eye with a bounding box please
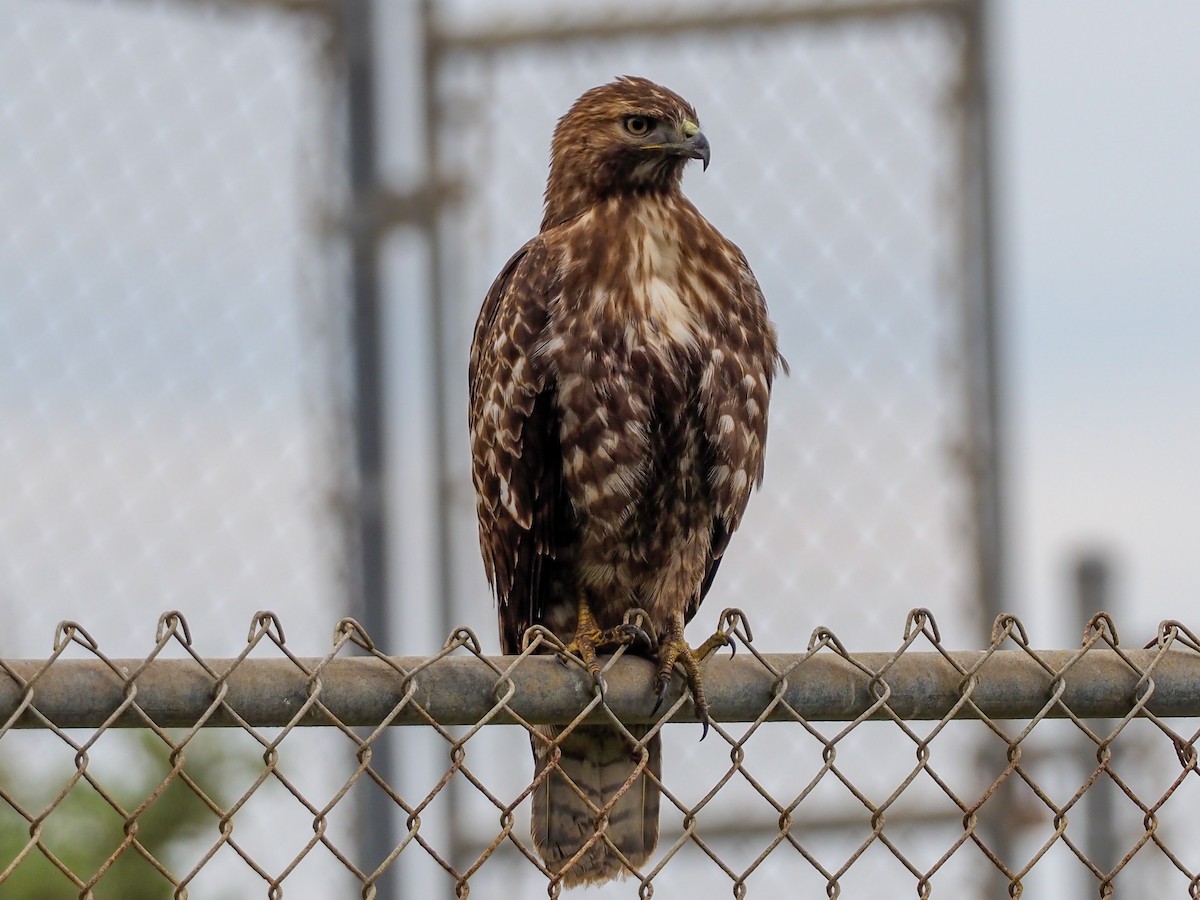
[624,115,653,136]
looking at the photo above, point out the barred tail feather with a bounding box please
[531,724,661,886]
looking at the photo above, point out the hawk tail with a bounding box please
[531,724,661,886]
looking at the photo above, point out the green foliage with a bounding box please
[0,732,247,899]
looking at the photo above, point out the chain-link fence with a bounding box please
[425,4,1001,895]
[3,610,1199,898]
[0,0,353,657]
[0,2,364,892]
[2,0,1039,897]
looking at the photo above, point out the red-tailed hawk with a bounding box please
[469,76,783,887]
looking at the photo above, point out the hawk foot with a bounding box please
[560,598,651,696]
[652,624,735,740]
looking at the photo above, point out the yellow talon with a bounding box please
[561,596,651,695]
[652,615,734,739]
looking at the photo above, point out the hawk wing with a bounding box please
[690,248,783,621]
[469,238,566,654]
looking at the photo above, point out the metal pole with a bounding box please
[417,2,466,892]
[341,1,399,896]
[429,0,967,51]
[958,3,1013,896]
[416,0,456,694]
[1075,554,1119,895]
[961,0,1006,661]
[8,648,1200,728]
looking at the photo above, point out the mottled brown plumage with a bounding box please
[469,76,783,887]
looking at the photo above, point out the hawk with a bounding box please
[469,76,783,887]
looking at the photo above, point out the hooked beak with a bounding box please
[682,130,711,171]
[661,120,711,171]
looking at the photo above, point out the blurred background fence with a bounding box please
[4,0,1193,897]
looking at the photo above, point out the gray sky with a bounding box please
[993,1,1200,643]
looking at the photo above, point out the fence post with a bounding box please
[341,1,400,896]
[1075,552,1119,892]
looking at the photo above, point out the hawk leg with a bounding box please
[561,595,650,694]
[653,611,734,739]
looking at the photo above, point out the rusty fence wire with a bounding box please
[2,610,1199,899]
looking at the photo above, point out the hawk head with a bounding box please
[542,76,710,229]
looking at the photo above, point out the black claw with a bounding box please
[621,624,653,652]
[591,670,607,698]
[726,634,737,658]
[651,676,669,717]
[699,712,710,741]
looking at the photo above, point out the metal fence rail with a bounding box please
[2,610,1199,898]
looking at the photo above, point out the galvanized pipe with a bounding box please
[3,650,1198,730]
[431,0,967,52]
